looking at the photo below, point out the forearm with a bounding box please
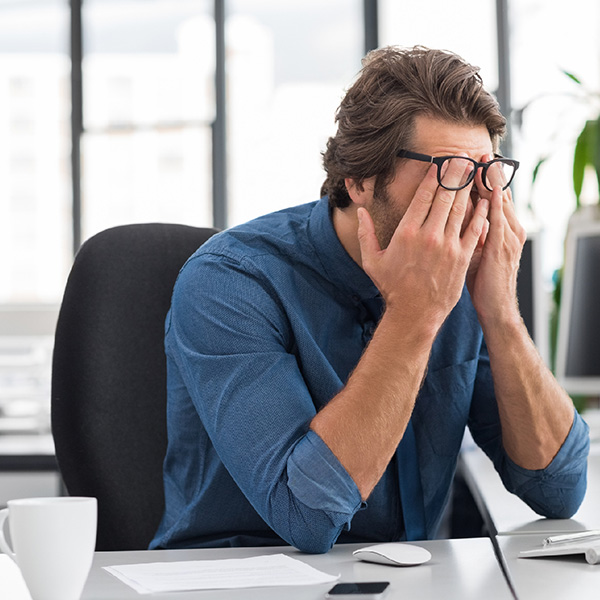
[310,307,437,500]
[323,165,489,500]
[481,313,575,470]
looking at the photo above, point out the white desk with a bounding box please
[497,533,600,600]
[0,433,60,506]
[2,539,513,600]
[460,446,600,536]
[0,433,56,472]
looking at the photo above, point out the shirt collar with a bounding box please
[307,197,381,302]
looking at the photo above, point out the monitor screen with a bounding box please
[516,231,548,364]
[518,236,535,341]
[556,221,600,395]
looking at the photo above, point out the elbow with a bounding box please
[550,485,587,520]
[286,518,342,555]
[284,511,347,555]
[292,536,335,555]
[527,499,579,521]
[536,499,583,520]
[529,472,588,520]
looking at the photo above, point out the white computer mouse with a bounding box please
[353,542,432,566]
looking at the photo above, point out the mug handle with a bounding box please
[0,508,16,562]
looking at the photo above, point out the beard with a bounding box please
[368,181,405,250]
[368,180,478,248]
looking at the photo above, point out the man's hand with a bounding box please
[357,159,490,334]
[466,153,527,327]
[312,158,490,500]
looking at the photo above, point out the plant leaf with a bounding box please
[563,69,582,85]
[573,120,591,205]
[593,115,600,200]
[532,156,548,185]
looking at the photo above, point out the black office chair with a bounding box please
[51,223,218,551]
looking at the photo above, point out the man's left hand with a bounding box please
[466,153,527,327]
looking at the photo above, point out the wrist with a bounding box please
[473,293,521,328]
[478,309,526,342]
[379,303,441,349]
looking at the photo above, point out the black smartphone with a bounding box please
[325,581,390,599]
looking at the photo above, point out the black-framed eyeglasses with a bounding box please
[396,149,519,192]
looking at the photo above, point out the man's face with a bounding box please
[365,115,494,249]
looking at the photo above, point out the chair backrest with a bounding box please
[51,223,218,551]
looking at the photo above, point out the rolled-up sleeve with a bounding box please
[469,340,590,519]
[494,409,589,518]
[288,431,363,515]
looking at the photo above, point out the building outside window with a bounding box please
[1,0,599,433]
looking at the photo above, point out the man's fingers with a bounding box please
[485,160,508,190]
[485,186,505,243]
[438,156,474,190]
[426,157,473,231]
[474,153,494,200]
[462,198,490,251]
[500,187,526,242]
[444,184,475,236]
[401,164,439,228]
[357,207,382,264]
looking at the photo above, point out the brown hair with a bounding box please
[321,45,507,208]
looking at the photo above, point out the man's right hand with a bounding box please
[357,159,489,336]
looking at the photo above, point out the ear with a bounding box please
[344,177,370,207]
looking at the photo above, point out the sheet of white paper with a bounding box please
[104,553,340,594]
[0,554,34,600]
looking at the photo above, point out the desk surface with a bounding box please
[498,533,600,600]
[2,539,513,600]
[460,445,600,536]
[0,433,56,471]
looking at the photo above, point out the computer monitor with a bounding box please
[517,231,549,365]
[556,220,600,395]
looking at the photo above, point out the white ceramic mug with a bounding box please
[0,497,97,600]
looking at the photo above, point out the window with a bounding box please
[0,1,70,304]
[0,0,69,433]
[3,0,596,433]
[379,1,498,93]
[226,0,363,225]
[510,0,600,279]
[81,0,214,241]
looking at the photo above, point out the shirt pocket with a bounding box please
[412,358,478,457]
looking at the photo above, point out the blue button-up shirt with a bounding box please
[150,197,589,554]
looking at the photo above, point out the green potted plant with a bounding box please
[518,72,600,412]
[556,73,600,412]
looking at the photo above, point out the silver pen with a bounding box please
[543,530,600,546]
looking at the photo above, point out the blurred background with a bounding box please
[0,0,598,444]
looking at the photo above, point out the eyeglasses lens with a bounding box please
[439,157,475,190]
[484,160,515,191]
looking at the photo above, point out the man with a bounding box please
[150,46,589,553]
